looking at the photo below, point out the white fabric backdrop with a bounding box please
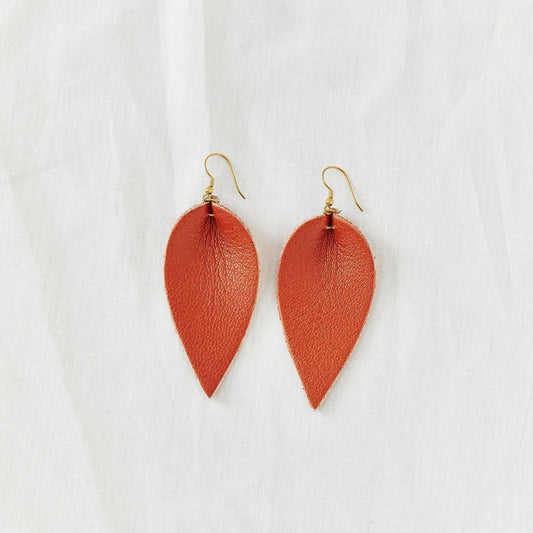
[1,1,533,531]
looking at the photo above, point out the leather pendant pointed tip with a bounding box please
[203,385,216,398]
[196,371,222,398]
[305,387,326,409]
[309,398,321,410]
[193,355,228,399]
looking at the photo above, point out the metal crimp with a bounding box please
[202,185,219,204]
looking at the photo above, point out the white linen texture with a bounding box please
[1,1,533,532]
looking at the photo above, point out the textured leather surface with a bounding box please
[277,213,375,408]
[164,203,259,397]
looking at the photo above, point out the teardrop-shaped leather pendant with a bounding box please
[165,202,259,397]
[277,213,375,408]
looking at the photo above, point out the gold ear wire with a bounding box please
[321,166,363,214]
[203,153,246,203]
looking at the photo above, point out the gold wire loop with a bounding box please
[203,153,246,203]
[321,166,364,214]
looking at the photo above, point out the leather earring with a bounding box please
[277,166,375,408]
[164,153,259,397]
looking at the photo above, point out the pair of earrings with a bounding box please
[164,153,375,408]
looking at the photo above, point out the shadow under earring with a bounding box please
[164,153,259,397]
[277,166,375,408]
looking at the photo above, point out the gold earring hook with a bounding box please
[321,166,363,214]
[203,153,246,203]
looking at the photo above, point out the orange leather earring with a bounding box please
[164,154,259,397]
[277,167,375,408]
